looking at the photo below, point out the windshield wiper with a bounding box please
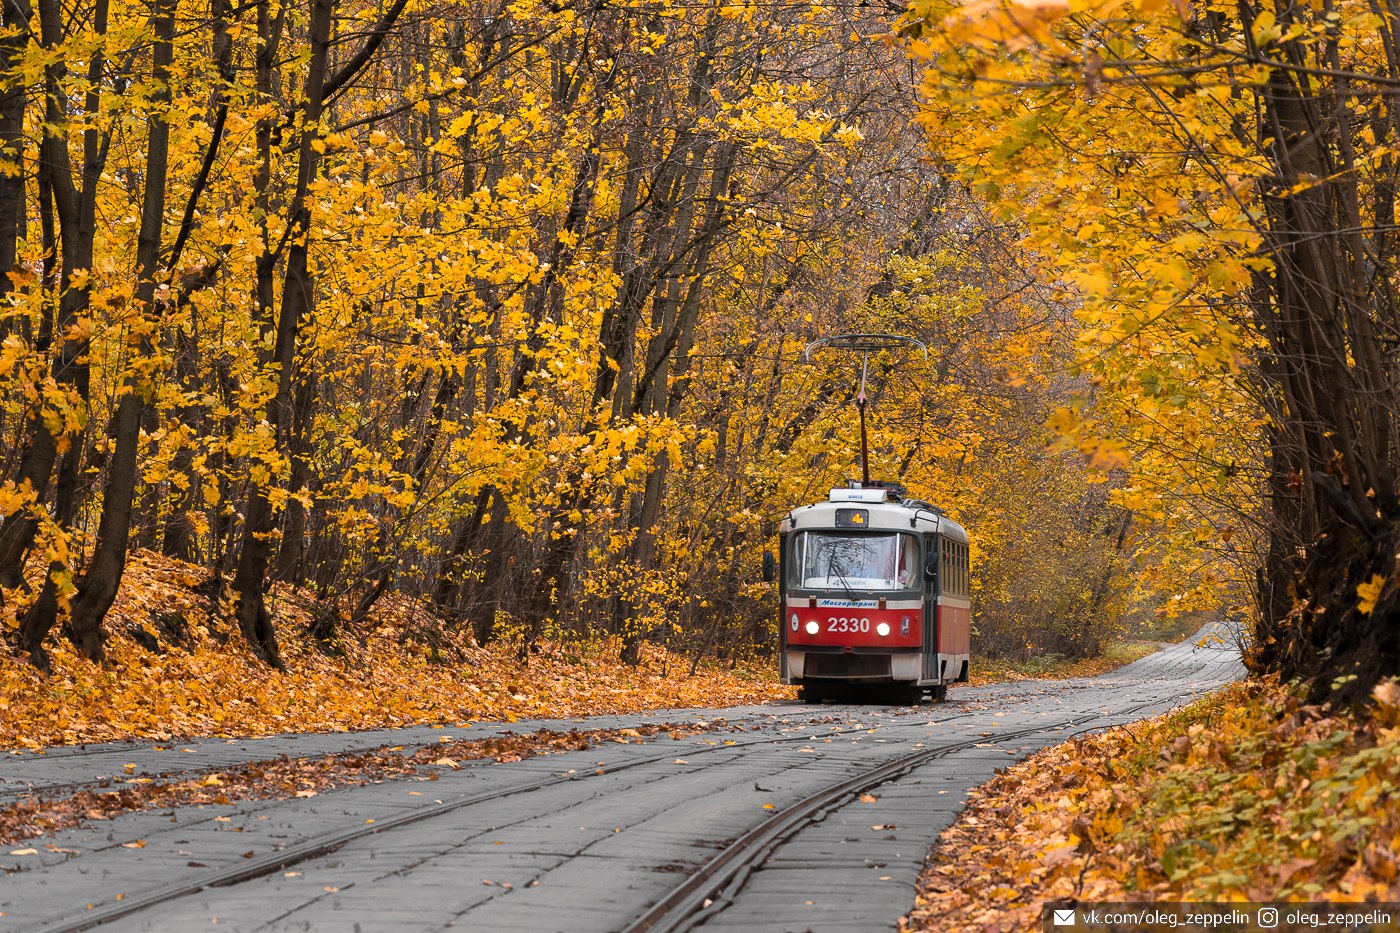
[826,551,858,600]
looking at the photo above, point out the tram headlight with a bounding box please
[876,622,891,637]
[805,620,820,635]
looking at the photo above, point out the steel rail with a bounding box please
[621,702,1158,933]
[19,710,907,933]
[1,701,981,806]
[0,707,882,803]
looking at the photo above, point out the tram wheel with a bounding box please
[931,684,949,702]
[884,685,924,706]
[799,684,830,703]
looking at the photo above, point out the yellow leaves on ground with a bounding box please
[904,680,1400,931]
[0,551,788,751]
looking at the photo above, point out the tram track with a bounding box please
[0,708,882,807]
[17,712,916,933]
[0,637,1241,933]
[622,702,1158,933]
[0,696,1010,809]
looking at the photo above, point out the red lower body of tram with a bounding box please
[779,597,970,702]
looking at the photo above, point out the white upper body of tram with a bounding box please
[778,482,971,699]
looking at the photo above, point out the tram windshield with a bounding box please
[788,532,920,592]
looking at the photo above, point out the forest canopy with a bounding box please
[0,0,1240,678]
[905,0,1400,701]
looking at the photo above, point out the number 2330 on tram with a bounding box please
[777,482,971,703]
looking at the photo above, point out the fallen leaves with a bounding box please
[903,680,1400,932]
[0,721,725,845]
[0,551,790,752]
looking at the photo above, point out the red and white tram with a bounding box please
[778,481,971,703]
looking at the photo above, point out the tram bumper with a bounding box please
[784,649,921,683]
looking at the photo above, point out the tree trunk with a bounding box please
[16,0,109,666]
[65,0,177,661]
[1241,9,1400,704]
[231,0,335,668]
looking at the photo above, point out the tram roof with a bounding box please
[783,488,969,543]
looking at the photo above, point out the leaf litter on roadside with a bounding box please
[902,679,1400,932]
[0,551,788,751]
[0,721,731,845]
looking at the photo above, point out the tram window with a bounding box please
[941,540,968,597]
[898,535,920,589]
[788,531,921,592]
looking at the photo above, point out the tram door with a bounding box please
[777,531,790,681]
[922,534,940,682]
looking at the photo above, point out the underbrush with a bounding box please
[903,679,1400,931]
[0,550,788,750]
[968,639,1161,685]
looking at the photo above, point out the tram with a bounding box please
[777,480,971,703]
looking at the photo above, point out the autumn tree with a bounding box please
[0,0,1187,676]
[905,0,1400,702]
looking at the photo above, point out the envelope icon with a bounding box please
[1052,908,1076,926]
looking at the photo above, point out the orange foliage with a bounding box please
[0,551,788,750]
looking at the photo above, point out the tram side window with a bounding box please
[941,540,969,597]
[953,545,960,596]
[949,542,956,596]
[939,539,956,597]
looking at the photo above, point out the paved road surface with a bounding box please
[0,635,1241,932]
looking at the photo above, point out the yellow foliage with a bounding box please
[902,0,1265,619]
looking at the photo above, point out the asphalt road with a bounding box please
[0,634,1242,933]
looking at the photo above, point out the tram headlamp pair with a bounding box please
[799,620,893,636]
